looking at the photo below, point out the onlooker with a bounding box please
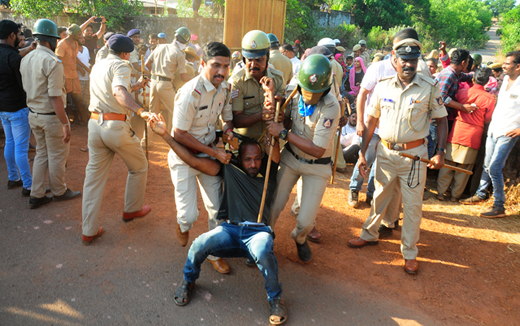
[426,58,439,77]
[0,19,33,195]
[145,33,158,62]
[22,26,35,48]
[461,51,520,218]
[58,26,67,40]
[81,16,106,65]
[489,62,504,94]
[293,39,304,58]
[191,34,203,58]
[77,34,91,111]
[437,68,496,202]
[280,43,301,77]
[56,24,89,123]
[157,33,167,44]
[346,57,366,97]
[340,111,361,163]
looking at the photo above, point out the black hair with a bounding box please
[149,34,158,40]
[394,28,419,42]
[138,44,148,52]
[22,27,32,38]
[0,19,19,39]
[506,51,520,65]
[466,55,474,73]
[85,24,94,31]
[270,42,279,49]
[58,26,67,35]
[450,49,470,66]
[345,55,353,60]
[474,68,492,86]
[492,67,503,73]
[202,42,230,63]
[426,58,438,66]
[281,43,293,53]
[238,138,262,158]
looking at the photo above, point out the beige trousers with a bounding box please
[143,79,175,143]
[28,112,69,198]
[82,119,148,236]
[269,149,331,245]
[333,133,347,169]
[168,150,222,233]
[360,142,428,260]
[437,160,474,199]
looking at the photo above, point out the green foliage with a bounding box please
[71,0,143,30]
[10,0,65,19]
[176,0,224,18]
[499,6,520,54]
[285,0,308,42]
[353,0,412,32]
[485,0,516,17]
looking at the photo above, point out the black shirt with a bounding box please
[83,37,99,65]
[217,156,278,225]
[0,44,27,112]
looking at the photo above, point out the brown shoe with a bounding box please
[460,194,485,205]
[336,167,348,174]
[176,224,189,247]
[306,227,322,243]
[82,227,104,246]
[404,259,419,274]
[348,237,378,248]
[122,205,151,222]
[208,258,230,274]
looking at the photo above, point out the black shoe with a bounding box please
[29,196,52,209]
[53,188,81,201]
[366,195,373,206]
[480,206,506,218]
[22,187,31,197]
[8,179,23,189]
[348,190,359,208]
[378,224,393,238]
[296,240,312,262]
[245,258,256,267]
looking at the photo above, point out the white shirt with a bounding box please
[290,56,302,77]
[340,123,361,149]
[77,46,90,81]
[488,75,520,138]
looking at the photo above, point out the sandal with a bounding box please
[269,299,287,325]
[174,280,195,306]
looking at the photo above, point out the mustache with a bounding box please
[213,74,225,79]
[249,67,260,72]
[403,67,415,72]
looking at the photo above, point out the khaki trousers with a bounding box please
[82,119,148,236]
[28,112,69,198]
[360,142,427,260]
[269,149,331,245]
[168,150,222,233]
[143,79,175,143]
[437,160,473,199]
[333,133,346,169]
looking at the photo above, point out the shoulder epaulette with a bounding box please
[420,74,436,86]
[191,77,204,98]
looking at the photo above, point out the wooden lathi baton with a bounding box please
[399,152,473,175]
[257,101,281,223]
[257,86,299,143]
[330,100,347,184]
[141,55,148,161]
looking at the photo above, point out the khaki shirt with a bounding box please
[368,73,447,143]
[129,46,141,76]
[269,49,293,84]
[89,54,133,115]
[230,66,285,140]
[285,91,341,160]
[173,62,195,91]
[95,45,109,63]
[360,52,370,67]
[173,74,233,146]
[331,60,344,82]
[148,44,187,80]
[20,45,66,114]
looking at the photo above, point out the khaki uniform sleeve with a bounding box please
[47,61,64,97]
[313,100,341,149]
[274,73,286,95]
[173,89,198,131]
[231,76,244,112]
[112,62,132,92]
[129,49,139,64]
[429,85,448,119]
[367,83,383,119]
[176,52,187,75]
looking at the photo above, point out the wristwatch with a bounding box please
[437,148,446,153]
[279,129,289,140]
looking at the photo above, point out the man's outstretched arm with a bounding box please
[149,114,221,176]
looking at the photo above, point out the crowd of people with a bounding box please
[1,15,520,326]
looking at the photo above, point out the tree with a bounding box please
[485,0,516,17]
[10,0,65,19]
[353,0,411,32]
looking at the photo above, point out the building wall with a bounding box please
[311,10,354,28]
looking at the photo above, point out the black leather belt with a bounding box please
[29,108,55,115]
[151,75,172,82]
[229,222,266,228]
[286,144,331,165]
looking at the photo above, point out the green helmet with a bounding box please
[471,53,482,67]
[241,30,270,59]
[297,54,332,93]
[267,33,279,46]
[175,27,191,44]
[33,19,59,39]
[359,40,367,46]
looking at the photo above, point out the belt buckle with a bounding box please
[297,157,308,164]
[392,143,403,151]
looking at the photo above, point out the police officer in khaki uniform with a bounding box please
[348,38,448,274]
[94,32,114,63]
[81,34,152,245]
[231,30,285,141]
[172,47,199,91]
[169,42,235,274]
[318,38,344,84]
[267,33,293,85]
[141,40,189,147]
[267,54,341,262]
[358,40,371,66]
[127,29,148,77]
[20,19,81,209]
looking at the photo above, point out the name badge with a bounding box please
[511,94,518,99]
[199,105,208,111]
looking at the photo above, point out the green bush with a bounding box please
[499,6,520,54]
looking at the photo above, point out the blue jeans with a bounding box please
[0,108,32,188]
[427,123,438,159]
[183,222,282,302]
[350,134,379,197]
[476,133,519,209]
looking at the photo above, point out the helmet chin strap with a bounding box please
[300,88,323,105]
